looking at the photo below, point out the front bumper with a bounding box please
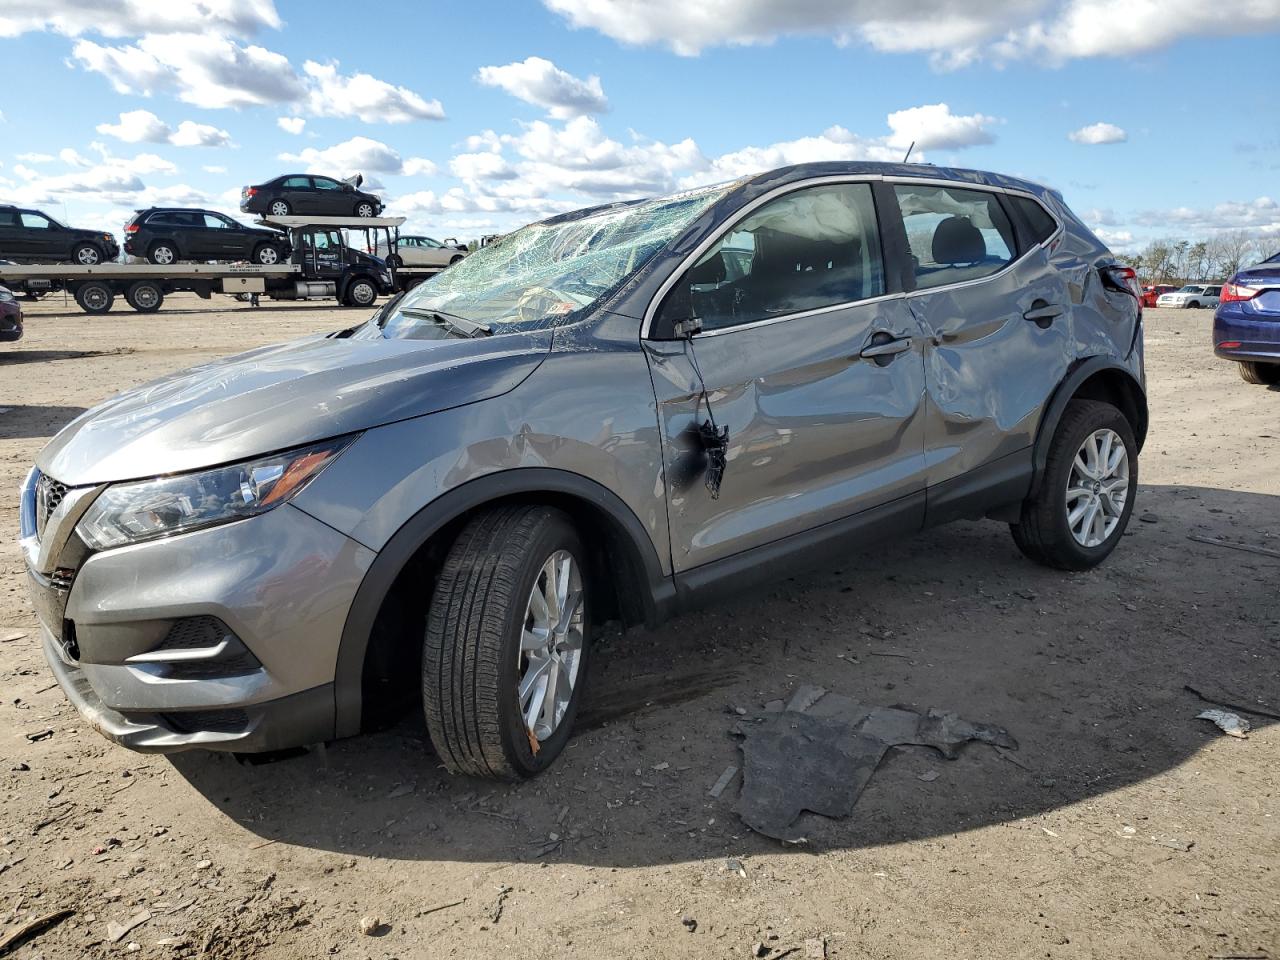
[24,492,376,753]
[1213,305,1280,362]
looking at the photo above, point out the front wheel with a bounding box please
[1239,361,1280,385]
[1011,399,1138,571]
[343,277,377,307]
[253,244,281,265]
[72,243,102,266]
[423,506,590,780]
[355,201,376,218]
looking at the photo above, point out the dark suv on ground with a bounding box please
[22,162,1146,780]
[0,205,118,265]
[240,174,383,219]
[124,209,290,265]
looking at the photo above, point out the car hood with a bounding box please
[37,329,553,486]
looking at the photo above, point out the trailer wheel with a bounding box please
[125,280,164,313]
[74,282,114,315]
[344,277,377,307]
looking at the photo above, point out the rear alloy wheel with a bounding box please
[72,242,102,266]
[355,201,376,218]
[74,281,114,315]
[148,243,177,266]
[344,278,377,307]
[124,280,164,313]
[423,506,590,780]
[1011,399,1138,570]
[1239,361,1280,385]
[269,200,291,217]
[253,244,281,265]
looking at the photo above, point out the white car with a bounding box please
[1156,284,1222,309]
[380,235,468,269]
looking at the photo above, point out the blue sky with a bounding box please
[1,0,1278,252]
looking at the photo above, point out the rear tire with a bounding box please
[1239,361,1280,385]
[1011,399,1138,571]
[124,280,163,313]
[423,506,590,780]
[147,242,177,266]
[74,281,114,315]
[269,200,291,217]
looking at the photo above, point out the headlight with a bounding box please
[76,437,355,550]
[0,289,14,302]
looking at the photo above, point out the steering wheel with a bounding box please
[513,285,577,324]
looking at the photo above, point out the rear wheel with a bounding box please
[423,506,590,780]
[72,242,102,266]
[147,242,177,266]
[124,280,163,313]
[1239,361,1280,385]
[74,281,114,315]
[269,200,291,217]
[1011,399,1137,570]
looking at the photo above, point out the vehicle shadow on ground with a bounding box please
[170,482,1277,866]
[31,303,358,319]
[0,349,117,365]
[0,405,87,438]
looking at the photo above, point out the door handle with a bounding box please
[859,334,913,364]
[1023,301,1064,326]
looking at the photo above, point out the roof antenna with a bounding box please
[902,141,916,164]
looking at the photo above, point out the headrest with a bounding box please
[688,251,727,285]
[932,217,986,265]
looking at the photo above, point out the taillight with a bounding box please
[1220,282,1259,303]
[244,186,257,197]
[125,224,139,233]
[1101,265,1141,300]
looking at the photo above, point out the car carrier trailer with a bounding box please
[0,216,445,315]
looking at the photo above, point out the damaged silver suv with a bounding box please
[21,162,1146,779]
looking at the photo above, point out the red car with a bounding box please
[1141,284,1177,308]
[0,284,22,342]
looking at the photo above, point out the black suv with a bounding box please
[0,206,118,265]
[240,174,383,219]
[124,209,290,265]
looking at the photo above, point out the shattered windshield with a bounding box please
[377,182,733,337]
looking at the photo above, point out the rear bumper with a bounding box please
[1213,305,1280,362]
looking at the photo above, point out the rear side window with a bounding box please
[1204,286,1221,296]
[893,185,1016,291]
[282,176,311,188]
[659,182,885,332]
[0,210,16,227]
[1011,195,1058,244]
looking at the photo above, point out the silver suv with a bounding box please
[21,162,1147,779]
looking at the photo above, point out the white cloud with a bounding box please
[687,125,902,187]
[885,103,998,150]
[60,147,92,167]
[1134,197,1280,236]
[203,164,227,174]
[542,0,1280,65]
[302,61,445,122]
[0,0,281,39]
[279,136,436,177]
[1068,121,1127,144]
[96,109,232,147]
[15,152,55,163]
[476,56,608,118]
[277,116,306,134]
[450,151,517,181]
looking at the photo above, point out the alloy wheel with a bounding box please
[1065,428,1129,548]
[152,246,175,265]
[76,246,100,265]
[518,550,584,742]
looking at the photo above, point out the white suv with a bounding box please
[1156,284,1222,308]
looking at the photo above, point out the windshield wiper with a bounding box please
[401,306,492,338]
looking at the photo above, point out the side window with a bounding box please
[314,177,343,191]
[1204,286,1221,296]
[0,210,17,227]
[203,214,231,229]
[894,184,1016,291]
[658,182,884,332]
[20,212,52,229]
[1011,195,1058,245]
[282,176,311,188]
[423,237,442,248]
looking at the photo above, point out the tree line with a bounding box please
[1126,230,1276,285]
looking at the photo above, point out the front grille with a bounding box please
[35,473,68,539]
[161,709,249,735]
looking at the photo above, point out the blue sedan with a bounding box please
[1214,250,1280,385]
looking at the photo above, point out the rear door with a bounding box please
[644,179,927,571]
[280,176,314,214]
[886,181,1072,518]
[0,208,23,259]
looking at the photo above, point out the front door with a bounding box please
[644,181,928,572]
[888,182,1072,497]
[301,229,345,279]
[18,211,59,261]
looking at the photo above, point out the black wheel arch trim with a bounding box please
[332,467,674,738]
[1028,356,1147,498]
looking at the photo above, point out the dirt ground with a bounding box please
[1,294,1276,960]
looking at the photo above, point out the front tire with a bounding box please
[253,244,281,265]
[423,506,590,780]
[1239,361,1280,385]
[355,201,376,218]
[72,242,102,266]
[343,277,377,307]
[1011,399,1138,571]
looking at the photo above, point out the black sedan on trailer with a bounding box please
[124,208,289,265]
[0,205,118,265]
[240,173,383,219]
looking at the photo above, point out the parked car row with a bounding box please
[0,172,468,268]
[1156,283,1222,309]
